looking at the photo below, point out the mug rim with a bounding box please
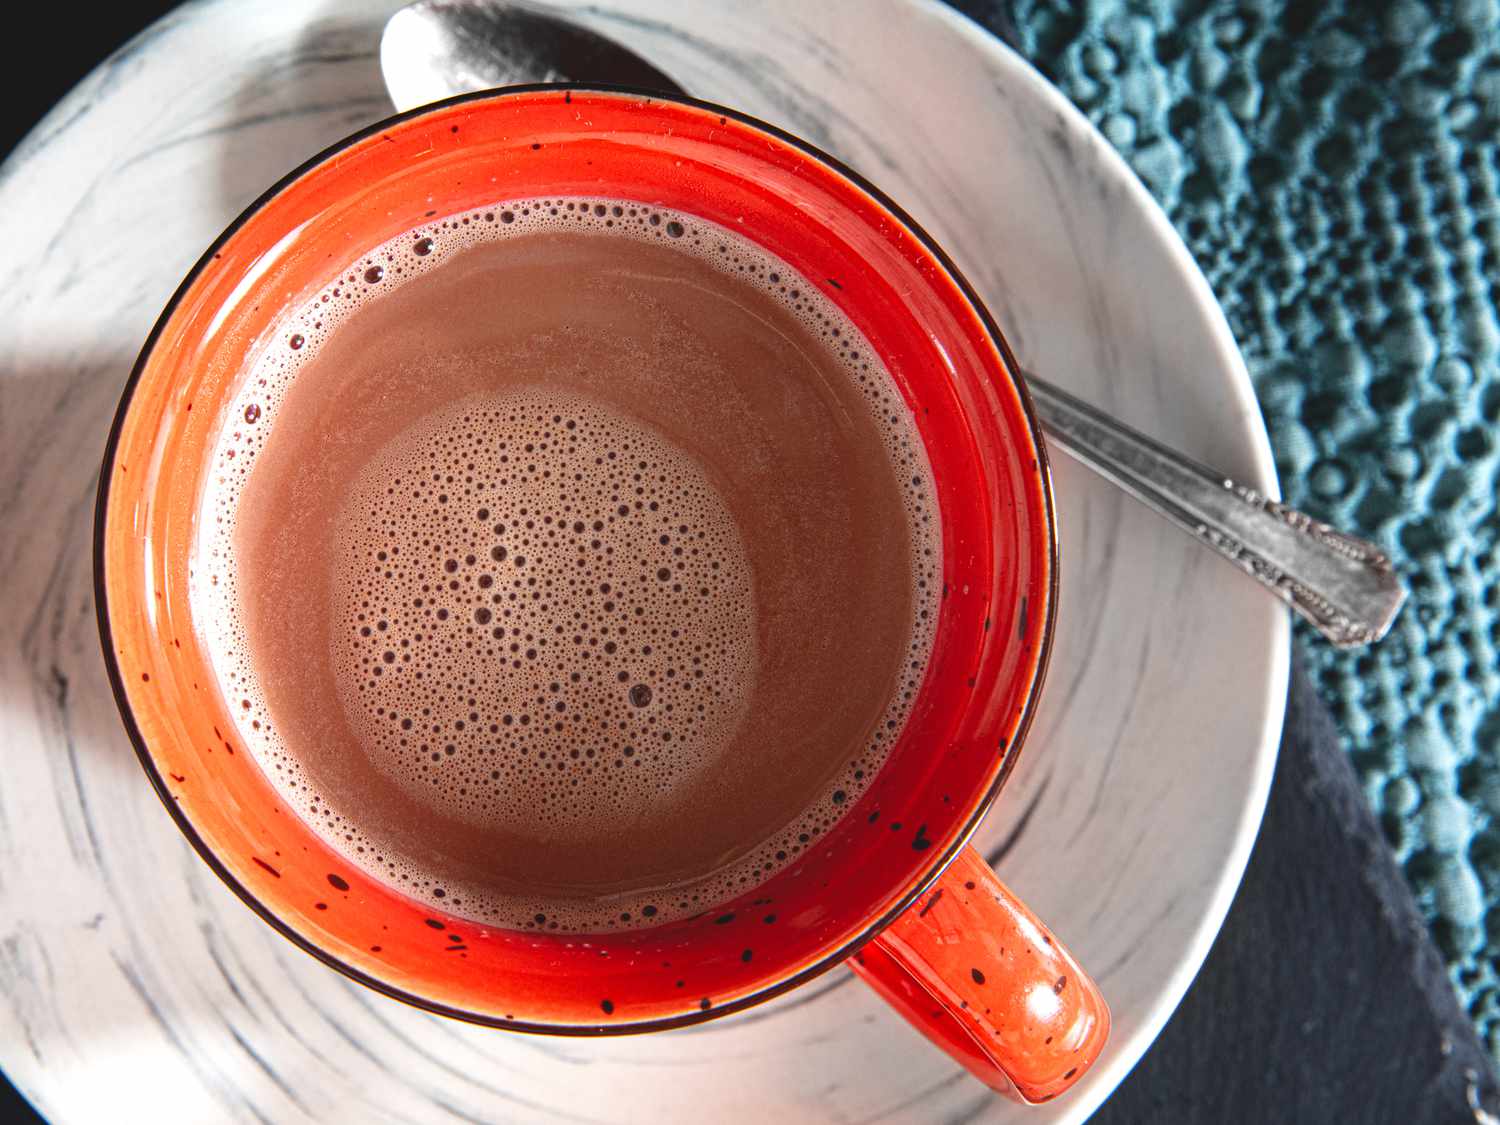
[94,82,1059,1035]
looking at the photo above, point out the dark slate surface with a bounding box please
[4,4,1496,1123]
[1092,664,1498,1124]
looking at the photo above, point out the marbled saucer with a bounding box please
[0,1,1287,1120]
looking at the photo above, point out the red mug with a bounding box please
[96,86,1108,1103]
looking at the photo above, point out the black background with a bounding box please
[4,4,1497,1122]
[5,8,176,159]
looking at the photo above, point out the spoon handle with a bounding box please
[1024,372,1406,648]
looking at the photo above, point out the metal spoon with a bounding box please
[380,0,1406,648]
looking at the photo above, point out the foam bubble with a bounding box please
[331,388,757,835]
[194,197,942,932]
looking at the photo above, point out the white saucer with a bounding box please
[0,1,1288,1120]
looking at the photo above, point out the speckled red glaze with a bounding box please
[96,86,1105,1098]
[852,849,1109,1101]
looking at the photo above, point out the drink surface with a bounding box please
[195,199,940,931]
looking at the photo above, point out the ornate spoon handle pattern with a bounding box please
[1026,373,1406,648]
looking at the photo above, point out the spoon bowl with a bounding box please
[381,0,683,112]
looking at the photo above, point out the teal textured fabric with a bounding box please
[999,0,1500,1059]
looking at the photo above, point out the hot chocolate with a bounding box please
[195,199,940,931]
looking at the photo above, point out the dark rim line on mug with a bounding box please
[93,81,1060,1036]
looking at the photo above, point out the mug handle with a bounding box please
[848,846,1110,1103]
